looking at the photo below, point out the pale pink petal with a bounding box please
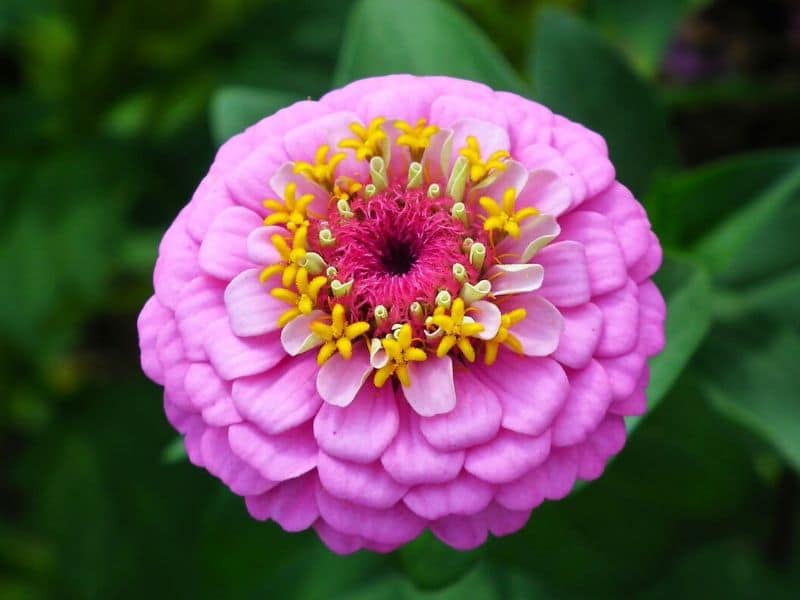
[228,422,317,482]
[419,368,501,450]
[269,162,330,218]
[402,356,456,417]
[381,405,464,486]
[403,472,492,520]
[313,383,398,464]
[430,513,488,551]
[494,213,560,264]
[420,128,453,185]
[575,415,627,481]
[316,487,425,547]
[224,142,287,213]
[551,360,613,446]
[469,159,528,200]
[232,353,322,435]
[487,263,544,296]
[316,346,373,407]
[317,452,408,509]
[476,355,568,436]
[245,472,319,532]
[465,429,551,484]
[534,241,592,307]
[469,300,502,340]
[552,303,603,369]
[356,81,435,125]
[175,276,226,360]
[594,279,639,357]
[559,210,627,296]
[432,104,508,134]
[280,310,325,356]
[498,294,563,357]
[198,206,262,280]
[246,225,285,265]
[203,318,284,381]
[138,295,171,384]
[201,427,276,496]
[224,268,286,337]
[517,169,572,217]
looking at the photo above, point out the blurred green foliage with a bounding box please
[2,0,800,598]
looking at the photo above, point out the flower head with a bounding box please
[138,75,665,555]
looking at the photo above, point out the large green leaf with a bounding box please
[334,0,527,93]
[627,254,713,432]
[697,324,800,472]
[210,86,301,146]
[529,8,677,196]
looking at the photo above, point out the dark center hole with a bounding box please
[380,237,418,275]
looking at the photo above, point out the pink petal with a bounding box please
[465,429,551,484]
[232,353,322,435]
[494,213,561,264]
[314,383,399,464]
[581,182,651,268]
[138,295,172,384]
[610,366,649,416]
[430,513,488,551]
[186,174,235,242]
[201,427,275,496]
[317,452,408,509]
[551,122,615,198]
[534,241,592,307]
[496,447,578,510]
[175,276,226,360]
[203,318,284,381]
[153,209,201,310]
[381,405,464,485]
[487,263,544,296]
[402,356,456,417]
[245,472,319,532]
[476,355,568,436]
[316,346,373,407]
[225,266,285,337]
[419,368,501,451]
[403,472,493,520]
[470,300,502,340]
[517,169,572,217]
[469,159,528,200]
[315,487,425,547]
[314,520,364,555]
[594,279,639,357]
[246,225,285,265]
[228,422,317,482]
[638,280,666,356]
[280,310,325,356]
[198,206,262,280]
[551,359,613,446]
[517,143,586,208]
[575,415,627,481]
[420,128,453,186]
[484,502,531,537]
[224,142,287,213]
[552,303,603,370]
[498,293,563,357]
[269,162,330,218]
[559,210,627,296]
[185,362,240,426]
[630,232,662,283]
[598,344,647,402]
[356,80,435,125]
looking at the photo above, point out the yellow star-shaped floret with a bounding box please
[484,308,527,365]
[259,227,309,288]
[430,298,485,363]
[458,135,510,182]
[374,324,428,388]
[479,188,539,239]
[270,269,328,328]
[263,182,314,232]
[294,145,345,189]
[395,118,439,161]
[339,117,387,161]
[309,304,371,365]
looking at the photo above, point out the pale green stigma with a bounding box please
[435,290,452,309]
[300,252,327,274]
[409,301,424,320]
[364,183,377,199]
[451,201,467,225]
[469,242,486,271]
[331,278,354,297]
[460,279,491,304]
[445,155,469,203]
[452,263,468,284]
[462,237,474,253]
[325,266,338,279]
[319,228,335,247]
[427,183,441,198]
[374,304,388,325]
[369,156,388,191]
[337,199,354,218]
[407,162,423,189]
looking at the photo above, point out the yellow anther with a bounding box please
[339,117,387,161]
[458,135,510,182]
[484,308,527,365]
[259,227,310,288]
[309,304,371,365]
[479,188,539,239]
[294,145,346,189]
[373,323,427,388]
[430,298,484,362]
[271,269,327,328]
[395,118,439,161]
[263,182,314,232]
[332,177,363,204]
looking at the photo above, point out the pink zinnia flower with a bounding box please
[138,75,665,553]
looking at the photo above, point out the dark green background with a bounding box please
[2,0,799,598]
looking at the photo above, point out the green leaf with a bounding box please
[646,148,800,247]
[627,254,712,432]
[529,8,677,196]
[586,0,712,77]
[334,0,527,93]
[692,163,800,278]
[210,86,301,146]
[697,325,800,472]
[398,531,484,590]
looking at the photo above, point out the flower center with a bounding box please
[379,236,418,276]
